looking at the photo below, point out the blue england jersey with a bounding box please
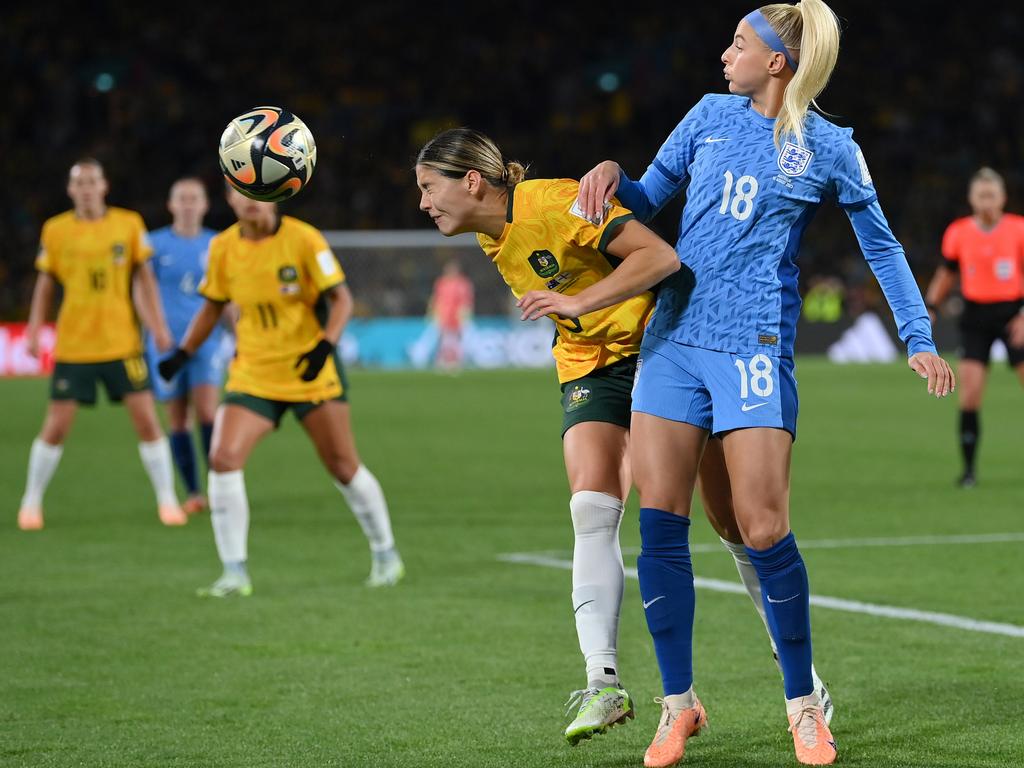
[149,226,221,343]
[616,93,935,358]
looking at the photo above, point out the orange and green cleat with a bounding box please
[17,506,44,531]
[787,693,837,765]
[158,504,188,526]
[643,692,707,768]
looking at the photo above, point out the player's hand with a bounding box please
[907,351,955,398]
[517,290,582,322]
[154,326,174,353]
[295,339,334,382]
[158,347,190,381]
[1006,313,1024,348]
[577,160,621,223]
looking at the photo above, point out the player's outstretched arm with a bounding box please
[132,262,173,351]
[25,272,56,358]
[158,299,225,381]
[518,220,678,322]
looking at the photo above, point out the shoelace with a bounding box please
[788,704,822,746]
[564,688,599,717]
[651,697,678,743]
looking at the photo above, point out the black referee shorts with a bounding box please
[959,299,1024,367]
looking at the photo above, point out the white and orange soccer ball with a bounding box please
[218,106,317,202]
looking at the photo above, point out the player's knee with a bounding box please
[742,516,790,551]
[209,446,244,473]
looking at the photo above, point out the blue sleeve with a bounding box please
[845,201,936,355]
[614,96,709,223]
[831,137,878,210]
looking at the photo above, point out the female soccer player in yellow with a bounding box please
[159,186,403,596]
[17,159,186,530]
[416,128,681,744]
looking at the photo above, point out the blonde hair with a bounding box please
[758,0,841,147]
[416,128,527,188]
[969,167,1004,190]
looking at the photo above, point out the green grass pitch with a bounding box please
[1,360,1022,767]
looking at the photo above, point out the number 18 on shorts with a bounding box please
[631,336,799,439]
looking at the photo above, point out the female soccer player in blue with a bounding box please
[528,1,955,765]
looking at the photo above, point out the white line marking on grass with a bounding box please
[497,552,1024,639]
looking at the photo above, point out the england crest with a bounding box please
[778,142,814,177]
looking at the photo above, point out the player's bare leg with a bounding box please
[18,401,78,530]
[699,437,832,724]
[722,428,835,765]
[956,359,987,487]
[124,391,185,525]
[630,413,709,767]
[562,421,634,744]
[301,401,403,587]
[199,404,275,597]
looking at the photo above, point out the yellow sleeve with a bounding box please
[198,237,230,302]
[544,179,636,253]
[35,220,56,275]
[131,212,153,264]
[304,228,345,292]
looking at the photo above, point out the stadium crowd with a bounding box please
[3,1,1022,317]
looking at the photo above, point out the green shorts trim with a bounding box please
[50,357,151,405]
[224,353,349,428]
[560,356,636,437]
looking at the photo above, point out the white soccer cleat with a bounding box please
[366,548,404,587]
[564,685,634,745]
[196,571,253,598]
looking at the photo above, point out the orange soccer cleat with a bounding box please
[182,495,207,515]
[643,692,707,768]
[17,506,44,531]
[158,504,188,526]
[787,693,837,765]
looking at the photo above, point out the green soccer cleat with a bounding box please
[564,685,635,746]
[196,571,253,598]
[366,548,405,587]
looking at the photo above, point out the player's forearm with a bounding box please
[572,243,679,316]
[133,266,170,336]
[27,273,55,331]
[179,301,224,354]
[321,284,353,345]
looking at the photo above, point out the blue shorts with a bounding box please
[631,334,798,440]
[147,336,232,402]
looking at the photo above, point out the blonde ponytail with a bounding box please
[759,0,841,147]
[416,128,528,189]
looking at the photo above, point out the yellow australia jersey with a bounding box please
[476,178,654,383]
[200,216,346,402]
[35,207,153,363]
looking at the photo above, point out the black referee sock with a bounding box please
[959,410,980,476]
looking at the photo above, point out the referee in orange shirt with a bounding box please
[925,167,1024,487]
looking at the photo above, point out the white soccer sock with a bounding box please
[208,470,250,565]
[335,465,395,553]
[721,536,777,655]
[138,438,179,507]
[20,438,64,508]
[570,490,625,685]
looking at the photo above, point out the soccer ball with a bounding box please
[218,107,317,202]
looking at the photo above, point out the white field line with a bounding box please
[518,532,1024,560]
[496,551,1024,639]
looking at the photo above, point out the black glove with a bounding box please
[158,347,191,381]
[295,339,334,382]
